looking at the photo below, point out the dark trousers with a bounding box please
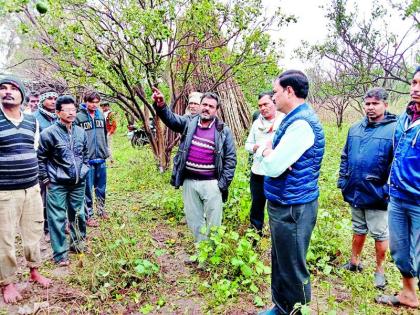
[85,162,107,219]
[249,172,266,232]
[40,181,48,234]
[47,183,86,262]
[268,199,318,314]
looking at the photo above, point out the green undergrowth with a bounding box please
[65,126,414,314]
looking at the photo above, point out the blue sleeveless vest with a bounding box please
[264,103,325,205]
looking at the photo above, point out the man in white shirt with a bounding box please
[257,70,325,315]
[245,92,284,234]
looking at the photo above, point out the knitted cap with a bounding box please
[39,91,59,107]
[0,76,26,104]
[188,91,202,104]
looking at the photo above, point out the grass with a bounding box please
[70,124,418,314]
[2,122,416,314]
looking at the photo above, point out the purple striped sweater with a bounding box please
[185,120,216,180]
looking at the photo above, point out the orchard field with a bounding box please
[0,122,416,315]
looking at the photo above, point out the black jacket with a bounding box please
[38,121,90,185]
[155,104,236,196]
[338,113,398,210]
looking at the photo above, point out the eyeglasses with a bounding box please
[60,108,77,113]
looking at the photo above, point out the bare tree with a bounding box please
[300,0,419,116]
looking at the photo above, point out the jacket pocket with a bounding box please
[56,166,72,183]
[339,172,351,190]
[79,164,90,181]
[365,174,387,207]
[171,154,182,186]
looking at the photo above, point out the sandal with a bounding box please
[340,261,363,272]
[374,272,387,289]
[375,294,400,306]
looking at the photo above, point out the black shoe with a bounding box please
[341,261,363,272]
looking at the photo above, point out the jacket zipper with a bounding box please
[68,128,79,184]
[87,109,99,159]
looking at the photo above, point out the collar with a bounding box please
[407,101,420,123]
[56,120,74,132]
[0,104,23,123]
[198,117,216,128]
[257,112,281,133]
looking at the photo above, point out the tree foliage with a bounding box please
[299,0,419,118]
[1,0,289,169]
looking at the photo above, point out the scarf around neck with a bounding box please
[38,106,57,120]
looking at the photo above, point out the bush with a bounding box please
[193,226,270,305]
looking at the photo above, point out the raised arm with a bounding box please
[152,87,188,133]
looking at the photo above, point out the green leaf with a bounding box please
[135,264,145,274]
[231,257,243,267]
[254,296,264,307]
[139,303,154,314]
[240,264,253,278]
[249,283,259,293]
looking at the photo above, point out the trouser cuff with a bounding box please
[0,274,17,286]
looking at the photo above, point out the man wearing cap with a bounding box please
[24,92,40,114]
[338,87,397,289]
[33,90,59,240]
[0,76,52,304]
[34,90,58,132]
[185,92,202,116]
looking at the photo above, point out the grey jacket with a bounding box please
[75,104,109,161]
[155,104,237,194]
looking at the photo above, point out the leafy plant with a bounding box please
[194,226,270,305]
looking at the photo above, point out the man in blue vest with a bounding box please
[256,70,325,314]
[338,87,397,289]
[0,76,52,304]
[375,67,420,308]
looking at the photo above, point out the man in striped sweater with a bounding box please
[152,88,236,246]
[0,76,51,304]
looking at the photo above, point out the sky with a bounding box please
[262,0,418,70]
[1,0,418,72]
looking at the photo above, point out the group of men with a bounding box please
[155,68,419,313]
[244,70,420,313]
[0,76,117,303]
[153,70,326,314]
[0,66,418,312]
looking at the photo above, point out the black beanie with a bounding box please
[0,76,26,104]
